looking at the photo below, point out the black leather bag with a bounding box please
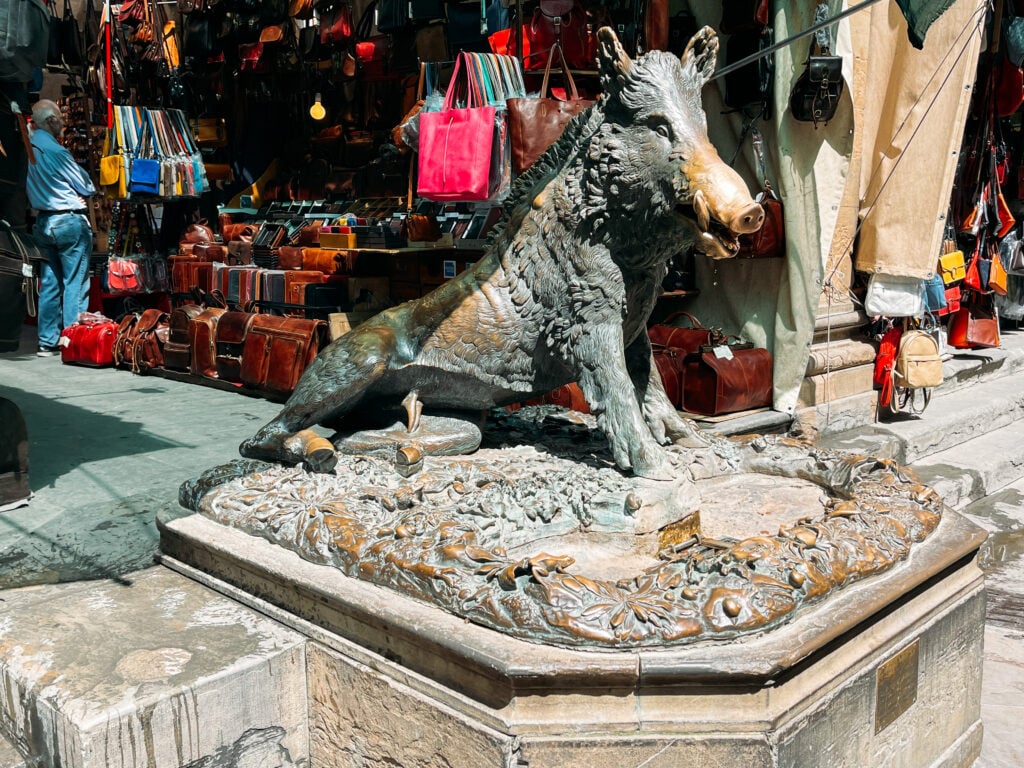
[789,48,843,126]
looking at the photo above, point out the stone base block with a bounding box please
[0,567,309,768]
[160,510,987,768]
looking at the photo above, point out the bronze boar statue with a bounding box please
[240,27,764,480]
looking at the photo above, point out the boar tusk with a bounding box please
[693,189,710,233]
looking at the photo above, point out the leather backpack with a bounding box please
[189,306,227,378]
[164,303,204,371]
[240,315,328,398]
[215,311,257,382]
[127,309,170,373]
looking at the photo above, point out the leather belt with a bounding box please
[37,208,87,216]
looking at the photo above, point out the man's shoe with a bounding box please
[36,345,60,357]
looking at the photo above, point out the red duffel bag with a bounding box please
[59,313,119,367]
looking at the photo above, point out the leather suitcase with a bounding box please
[215,311,257,382]
[682,346,773,416]
[241,315,328,397]
[59,320,119,367]
[189,307,227,378]
[651,344,686,408]
[164,304,203,371]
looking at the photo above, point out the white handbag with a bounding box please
[864,273,926,317]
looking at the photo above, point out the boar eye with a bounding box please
[655,123,672,140]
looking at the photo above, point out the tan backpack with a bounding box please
[889,330,943,414]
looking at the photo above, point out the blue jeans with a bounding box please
[34,212,93,347]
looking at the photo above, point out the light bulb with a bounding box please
[309,93,326,121]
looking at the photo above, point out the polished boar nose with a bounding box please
[729,203,765,234]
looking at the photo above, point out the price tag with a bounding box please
[712,345,733,360]
[21,262,32,277]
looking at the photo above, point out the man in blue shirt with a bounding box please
[26,99,95,356]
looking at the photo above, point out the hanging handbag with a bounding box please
[789,5,843,127]
[506,43,594,174]
[937,248,966,284]
[682,342,773,416]
[989,250,1009,295]
[937,285,960,316]
[489,1,593,70]
[0,0,49,82]
[1001,227,1024,274]
[736,128,784,258]
[863,273,926,317]
[948,293,1000,349]
[128,113,161,196]
[319,0,353,46]
[59,0,83,66]
[105,257,143,294]
[922,273,948,314]
[417,52,500,201]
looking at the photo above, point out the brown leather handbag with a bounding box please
[507,43,595,174]
[948,293,1000,349]
[682,344,773,416]
[183,221,215,244]
[189,307,227,378]
[214,311,256,382]
[737,128,785,259]
[164,303,203,371]
[240,315,329,397]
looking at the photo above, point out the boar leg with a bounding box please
[623,333,708,448]
[574,326,675,480]
[239,333,392,471]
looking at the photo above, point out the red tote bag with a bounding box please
[417,53,499,202]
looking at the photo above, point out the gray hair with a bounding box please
[31,99,61,126]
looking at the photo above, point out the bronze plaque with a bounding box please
[875,640,920,733]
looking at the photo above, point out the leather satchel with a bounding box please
[59,318,120,367]
[948,294,1000,350]
[650,344,685,408]
[189,306,227,378]
[164,303,203,371]
[215,311,256,382]
[128,309,170,373]
[682,344,773,416]
[507,43,594,174]
[113,313,140,368]
[790,38,843,127]
[240,315,328,397]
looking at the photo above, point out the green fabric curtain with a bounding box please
[896,0,960,47]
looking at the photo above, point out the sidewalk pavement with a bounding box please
[0,324,1019,767]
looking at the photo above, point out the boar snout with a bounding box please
[729,203,765,235]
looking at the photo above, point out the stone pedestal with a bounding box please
[159,508,986,768]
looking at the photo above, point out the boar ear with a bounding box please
[681,26,719,87]
[597,26,632,97]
